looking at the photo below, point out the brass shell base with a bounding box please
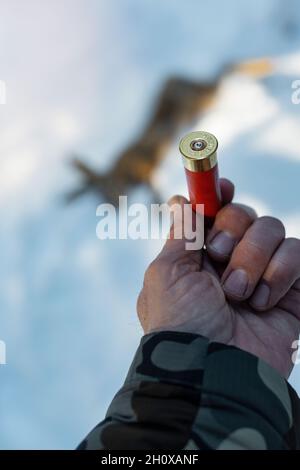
[179,131,218,172]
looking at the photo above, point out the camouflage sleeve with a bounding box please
[77,331,300,450]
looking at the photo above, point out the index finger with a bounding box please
[206,203,257,261]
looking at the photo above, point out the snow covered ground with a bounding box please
[0,0,300,449]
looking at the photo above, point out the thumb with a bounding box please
[159,194,205,257]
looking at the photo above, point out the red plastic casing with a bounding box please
[184,164,222,219]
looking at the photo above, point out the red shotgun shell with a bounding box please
[179,131,222,222]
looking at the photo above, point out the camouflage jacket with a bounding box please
[78,331,300,450]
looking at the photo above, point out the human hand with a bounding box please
[137,179,300,378]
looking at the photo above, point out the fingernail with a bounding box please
[223,269,248,298]
[251,282,270,308]
[209,231,235,256]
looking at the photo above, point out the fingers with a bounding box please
[250,238,300,311]
[221,216,285,301]
[206,203,257,261]
[220,178,235,205]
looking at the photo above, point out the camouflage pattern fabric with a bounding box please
[77,331,300,450]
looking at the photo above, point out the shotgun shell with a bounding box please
[179,131,222,220]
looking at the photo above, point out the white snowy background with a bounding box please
[1,0,300,449]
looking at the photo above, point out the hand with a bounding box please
[137,179,300,378]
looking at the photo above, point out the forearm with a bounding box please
[77,331,300,450]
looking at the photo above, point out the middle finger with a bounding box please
[221,216,285,301]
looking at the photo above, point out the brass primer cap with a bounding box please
[179,131,218,172]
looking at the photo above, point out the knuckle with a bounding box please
[265,241,300,283]
[269,238,300,277]
[218,203,255,226]
[265,265,288,285]
[257,216,285,237]
[284,237,300,251]
[233,203,257,220]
